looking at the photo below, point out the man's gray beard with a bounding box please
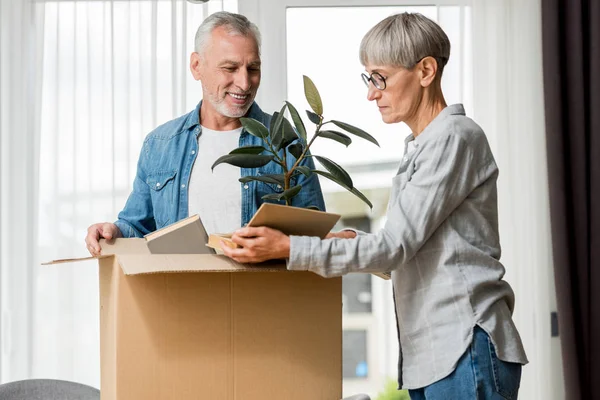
[211,96,253,119]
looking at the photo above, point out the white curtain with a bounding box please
[471,1,564,399]
[0,0,45,383]
[2,0,235,388]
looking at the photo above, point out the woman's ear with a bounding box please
[418,56,439,88]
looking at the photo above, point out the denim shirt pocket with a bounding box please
[255,169,287,205]
[146,170,177,229]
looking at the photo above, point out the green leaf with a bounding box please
[239,174,285,186]
[285,101,307,141]
[331,120,380,147]
[229,146,266,155]
[287,143,304,159]
[295,165,312,177]
[261,193,284,201]
[270,104,287,143]
[259,184,302,202]
[211,154,273,170]
[281,184,302,200]
[303,75,323,115]
[240,118,269,139]
[269,111,283,145]
[270,111,281,134]
[275,116,298,151]
[311,170,373,209]
[348,186,374,209]
[306,110,321,125]
[313,155,353,189]
[318,130,352,147]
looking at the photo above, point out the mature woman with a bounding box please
[222,12,528,399]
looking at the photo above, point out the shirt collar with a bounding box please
[183,101,202,131]
[405,103,466,146]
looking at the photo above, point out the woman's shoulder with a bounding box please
[422,113,496,169]
[443,113,487,142]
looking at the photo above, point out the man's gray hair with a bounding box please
[359,13,450,76]
[194,11,261,55]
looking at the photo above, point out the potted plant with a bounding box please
[212,76,379,209]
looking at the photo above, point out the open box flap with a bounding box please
[42,237,388,279]
[117,254,286,275]
[42,238,148,265]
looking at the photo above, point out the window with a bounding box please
[343,330,369,378]
[284,5,472,396]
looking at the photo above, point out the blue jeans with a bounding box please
[409,326,522,400]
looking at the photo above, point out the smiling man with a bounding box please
[85,12,325,255]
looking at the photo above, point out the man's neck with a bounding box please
[199,101,243,131]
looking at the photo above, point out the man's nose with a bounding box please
[234,69,251,92]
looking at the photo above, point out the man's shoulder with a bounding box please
[247,102,273,126]
[146,109,197,141]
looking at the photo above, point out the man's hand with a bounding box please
[325,230,357,239]
[221,226,290,264]
[85,223,122,257]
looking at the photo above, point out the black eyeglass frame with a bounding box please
[361,71,387,90]
[361,56,449,91]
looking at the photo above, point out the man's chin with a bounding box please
[222,104,252,118]
[208,96,254,119]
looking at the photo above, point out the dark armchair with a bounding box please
[0,379,100,400]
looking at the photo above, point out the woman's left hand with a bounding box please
[221,226,291,263]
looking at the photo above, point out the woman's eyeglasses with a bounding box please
[361,71,386,90]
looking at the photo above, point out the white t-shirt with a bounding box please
[188,126,243,235]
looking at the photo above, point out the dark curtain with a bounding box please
[542,0,600,399]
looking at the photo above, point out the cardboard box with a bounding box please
[46,238,342,400]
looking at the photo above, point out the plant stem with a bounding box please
[282,149,291,206]
[265,137,285,165]
[287,118,324,179]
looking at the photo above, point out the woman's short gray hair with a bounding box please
[194,11,261,55]
[360,13,450,76]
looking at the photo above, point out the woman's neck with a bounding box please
[405,85,447,137]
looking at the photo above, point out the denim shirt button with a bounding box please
[181,184,186,189]
[191,150,196,155]
[243,184,249,189]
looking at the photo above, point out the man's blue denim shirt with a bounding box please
[115,101,326,238]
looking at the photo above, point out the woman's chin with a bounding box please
[380,113,401,124]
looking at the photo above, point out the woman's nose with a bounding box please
[366,84,380,101]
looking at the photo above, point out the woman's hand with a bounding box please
[221,226,291,263]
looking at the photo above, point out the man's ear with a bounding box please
[190,52,203,81]
[419,56,439,88]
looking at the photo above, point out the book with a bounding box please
[206,203,342,252]
[145,214,215,254]
[206,233,238,252]
[144,204,390,280]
